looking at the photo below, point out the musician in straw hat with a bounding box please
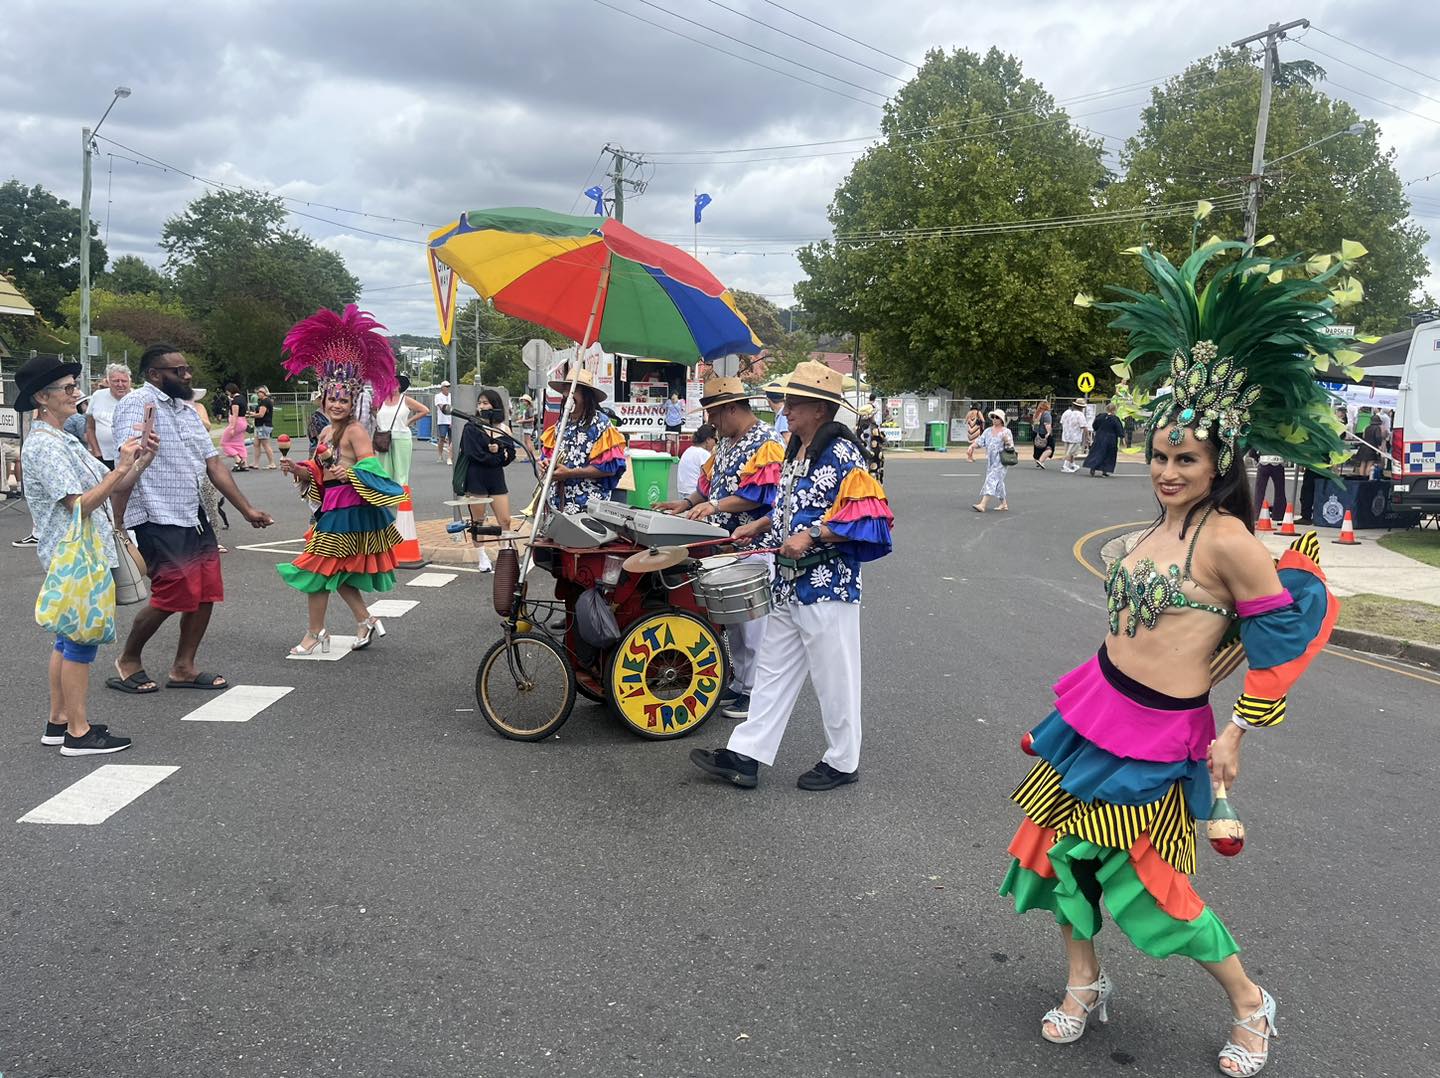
[656,375,784,720]
[539,368,627,514]
[690,361,894,791]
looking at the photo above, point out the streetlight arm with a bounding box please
[1264,125,1365,169]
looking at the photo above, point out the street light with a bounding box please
[78,86,131,393]
[1244,122,1364,245]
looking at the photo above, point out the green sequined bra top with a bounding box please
[1106,508,1236,636]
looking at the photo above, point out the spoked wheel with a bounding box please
[475,632,576,741]
[605,610,728,740]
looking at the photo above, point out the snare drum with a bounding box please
[693,560,773,625]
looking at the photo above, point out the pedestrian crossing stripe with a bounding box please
[18,765,179,825]
[180,685,294,721]
[405,572,456,588]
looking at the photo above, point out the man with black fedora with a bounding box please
[656,374,783,719]
[690,360,894,791]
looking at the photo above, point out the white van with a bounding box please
[1390,319,1440,515]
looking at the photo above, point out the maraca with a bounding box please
[1206,781,1245,856]
[1020,731,1038,756]
[277,434,291,459]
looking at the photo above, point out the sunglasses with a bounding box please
[153,364,192,376]
[50,382,81,395]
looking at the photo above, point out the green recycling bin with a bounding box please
[626,450,676,508]
[926,420,948,452]
[1016,420,1033,443]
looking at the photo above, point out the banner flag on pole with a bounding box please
[426,225,460,345]
[694,192,712,223]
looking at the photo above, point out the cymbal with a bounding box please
[621,546,691,573]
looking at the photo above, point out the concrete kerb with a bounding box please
[1329,628,1440,670]
[416,517,532,566]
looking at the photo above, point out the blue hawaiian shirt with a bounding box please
[766,436,890,606]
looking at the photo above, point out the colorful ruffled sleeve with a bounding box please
[821,465,894,562]
[697,454,715,499]
[347,456,406,510]
[734,438,784,509]
[539,424,557,463]
[1232,532,1339,728]
[587,421,627,483]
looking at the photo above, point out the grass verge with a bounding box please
[1336,593,1440,647]
[1378,529,1440,569]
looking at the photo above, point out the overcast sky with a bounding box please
[3,0,1437,338]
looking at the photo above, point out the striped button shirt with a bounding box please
[113,383,218,529]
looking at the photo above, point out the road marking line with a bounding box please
[235,538,309,554]
[18,765,179,825]
[406,572,457,588]
[367,599,420,618]
[1073,523,1440,687]
[285,636,357,660]
[180,685,294,722]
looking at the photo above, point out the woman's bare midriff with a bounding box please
[1105,611,1231,698]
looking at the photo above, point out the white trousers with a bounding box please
[727,600,862,773]
[727,614,767,694]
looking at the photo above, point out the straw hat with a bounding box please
[781,360,851,409]
[698,375,761,410]
[547,367,608,402]
[1072,398,1087,408]
[858,403,876,418]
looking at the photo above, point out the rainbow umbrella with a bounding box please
[427,207,762,363]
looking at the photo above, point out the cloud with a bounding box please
[0,0,1434,337]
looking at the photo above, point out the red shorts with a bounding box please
[134,519,225,613]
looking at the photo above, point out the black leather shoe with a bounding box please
[797,761,858,791]
[689,747,758,788]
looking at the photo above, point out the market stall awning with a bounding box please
[0,276,37,318]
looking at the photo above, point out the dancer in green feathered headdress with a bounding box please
[999,209,1346,1076]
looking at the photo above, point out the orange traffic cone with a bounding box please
[1333,509,1361,545]
[1256,500,1274,532]
[1277,502,1297,536]
[394,484,428,569]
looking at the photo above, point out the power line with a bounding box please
[1318,77,1440,128]
[588,0,885,109]
[702,0,908,82]
[1292,40,1440,109]
[627,0,888,98]
[1311,26,1440,89]
[761,0,919,70]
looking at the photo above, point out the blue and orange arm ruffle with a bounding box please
[734,439,784,508]
[539,424,557,463]
[820,466,894,562]
[1232,532,1339,728]
[347,455,406,510]
[587,424,627,480]
[697,455,715,499]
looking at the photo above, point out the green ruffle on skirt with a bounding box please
[1000,834,1238,963]
[275,565,396,595]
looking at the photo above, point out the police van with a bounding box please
[1390,319,1440,516]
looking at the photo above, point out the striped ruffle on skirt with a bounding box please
[277,458,402,594]
[1000,646,1238,962]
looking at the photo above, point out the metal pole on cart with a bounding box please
[514,256,613,596]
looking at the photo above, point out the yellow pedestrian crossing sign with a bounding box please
[1077,372,1095,393]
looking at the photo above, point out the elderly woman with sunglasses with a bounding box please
[14,355,158,756]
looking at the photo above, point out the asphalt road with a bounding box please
[1,450,1436,1078]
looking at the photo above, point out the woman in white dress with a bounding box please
[967,409,1014,512]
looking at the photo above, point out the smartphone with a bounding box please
[142,402,156,446]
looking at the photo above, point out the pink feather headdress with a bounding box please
[281,304,398,402]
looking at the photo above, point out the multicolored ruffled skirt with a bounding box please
[1000,644,1238,962]
[277,458,404,594]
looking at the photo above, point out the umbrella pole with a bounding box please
[517,257,612,589]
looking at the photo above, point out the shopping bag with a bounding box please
[34,505,116,644]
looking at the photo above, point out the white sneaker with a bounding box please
[477,550,493,573]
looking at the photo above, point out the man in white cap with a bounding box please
[656,375,783,720]
[690,360,894,791]
[434,379,453,464]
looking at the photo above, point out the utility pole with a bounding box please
[78,87,131,394]
[474,300,481,385]
[602,144,647,222]
[1232,19,1308,247]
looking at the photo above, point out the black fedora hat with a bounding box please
[13,355,82,412]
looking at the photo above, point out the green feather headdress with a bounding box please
[1076,215,1368,479]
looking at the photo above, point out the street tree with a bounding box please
[0,180,107,322]
[456,298,570,396]
[796,47,1127,397]
[730,289,785,347]
[1116,51,1430,333]
[96,254,170,297]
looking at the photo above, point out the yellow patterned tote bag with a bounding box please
[34,505,116,645]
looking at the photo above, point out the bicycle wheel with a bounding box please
[475,632,576,741]
[605,610,728,740]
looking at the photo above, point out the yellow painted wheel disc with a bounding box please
[606,610,728,739]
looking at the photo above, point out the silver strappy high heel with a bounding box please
[1040,970,1113,1044]
[352,616,386,651]
[1217,988,1277,1076]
